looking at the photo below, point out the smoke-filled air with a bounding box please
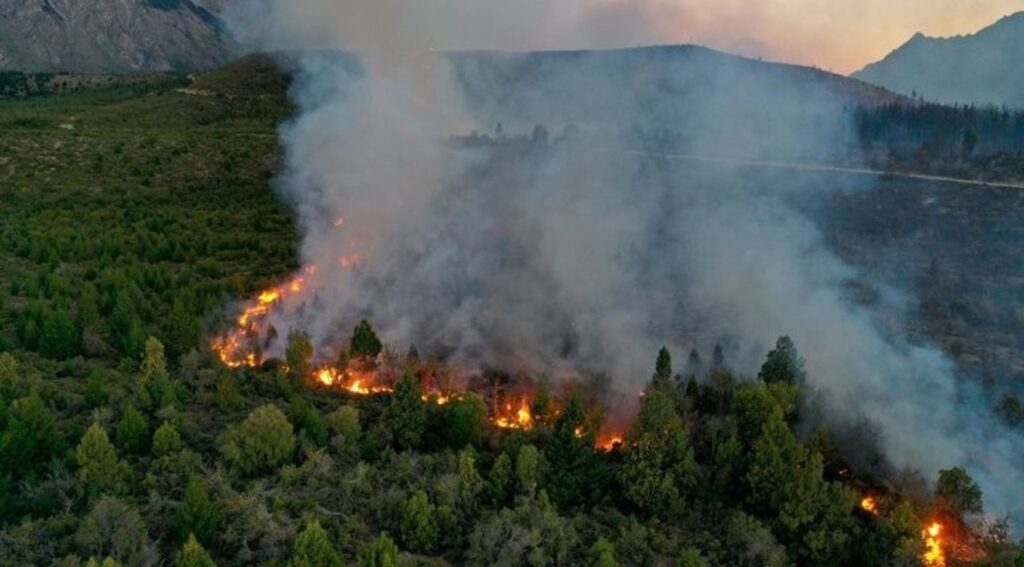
[214,0,1023,532]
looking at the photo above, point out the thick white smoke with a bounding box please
[224,0,1024,525]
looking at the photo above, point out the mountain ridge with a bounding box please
[853,11,1024,108]
[0,0,236,73]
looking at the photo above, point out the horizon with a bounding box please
[226,1,1024,76]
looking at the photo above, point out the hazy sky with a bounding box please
[595,0,1024,73]
[230,0,1024,74]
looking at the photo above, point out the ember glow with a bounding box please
[597,435,623,452]
[860,496,878,515]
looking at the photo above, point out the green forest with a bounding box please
[0,58,1022,566]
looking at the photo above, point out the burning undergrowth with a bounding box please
[214,0,1024,554]
[210,261,627,451]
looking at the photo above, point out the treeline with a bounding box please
[4,323,1020,565]
[853,103,1024,158]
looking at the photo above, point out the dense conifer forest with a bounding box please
[1,57,1022,566]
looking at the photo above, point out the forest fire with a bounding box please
[860,496,878,515]
[314,366,393,395]
[211,268,316,368]
[493,398,534,430]
[922,521,945,566]
[597,435,623,452]
[211,275,631,447]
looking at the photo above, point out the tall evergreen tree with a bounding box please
[618,390,698,518]
[76,422,131,498]
[175,534,217,567]
[382,371,426,450]
[350,319,383,360]
[652,347,672,390]
[544,394,606,508]
[175,476,220,545]
[139,336,168,385]
[359,533,399,567]
[758,336,805,384]
[292,520,343,567]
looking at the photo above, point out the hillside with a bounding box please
[853,12,1024,108]
[0,0,236,73]
[0,54,1021,567]
[450,45,905,161]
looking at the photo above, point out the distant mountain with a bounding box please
[853,12,1024,108]
[0,0,236,73]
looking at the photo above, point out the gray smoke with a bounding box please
[224,0,1024,525]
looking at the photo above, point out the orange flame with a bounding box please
[860,496,878,515]
[922,522,945,566]
[211,269,316,368]
[494,398,534,430]
[312,365,395,395]
[597,435,623,452]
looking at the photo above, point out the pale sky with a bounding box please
[230,0,1024,74]
[573,0,1024,74]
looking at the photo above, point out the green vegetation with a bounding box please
[0,56,1019,565]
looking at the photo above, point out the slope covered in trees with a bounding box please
[0,56,1022,566]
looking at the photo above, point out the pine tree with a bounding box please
[221,404,296,476]
[544,395,606,508]
[400,490,438,553]
[618,390,697,518]
[0,352,18,394]
[76,422,131,497]
[445,393,488,448]
[285,330,314,382]
[489,452,513,504]
[175,534,217,567]
[152,421,184,457]
[116,404,149,454]
[175,476,220,544]
[935,467,983,515]
[653,346,672,389]
[0,394,65,480]
[292,520,343,567]
[515,444,542,498]
[350,319,383,360]
[591,538,619,567]
[139,336,168,385]
[381,371,425,450]
[531,377,552,423]
[758,336,805,384]
[327,405,361,448]
[359,533,399,567]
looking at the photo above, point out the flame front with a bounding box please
[494,398,534,430]
[211,270,314,368]
[860,496,878,515]
[922,522,945,567]
[314,366,394,396]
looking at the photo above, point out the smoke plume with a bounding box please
[223,0,1024,524]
